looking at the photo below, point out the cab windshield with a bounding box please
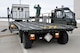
[64,10,73,19]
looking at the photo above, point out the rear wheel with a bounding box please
[23,32,33,49]
[57,31,68,44]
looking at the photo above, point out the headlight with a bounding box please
[10,24,16,29]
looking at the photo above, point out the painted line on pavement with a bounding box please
[0,33,16,38]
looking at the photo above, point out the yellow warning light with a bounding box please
[49,26,53,29]
[44,26,47,29]
[53,26,57,29]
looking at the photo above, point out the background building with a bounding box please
[74,0,80,19]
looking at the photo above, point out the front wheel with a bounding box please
[57,31,69,44]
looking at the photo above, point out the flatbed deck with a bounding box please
[12,22,74,33]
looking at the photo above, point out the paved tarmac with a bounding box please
[0,21,80,53]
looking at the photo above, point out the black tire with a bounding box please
[57,31,68,44]
[19,30,23,43]
[23,32,32,49]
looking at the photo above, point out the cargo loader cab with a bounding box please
[51,7,77,27]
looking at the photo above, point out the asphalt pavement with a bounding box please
[0,21,80,53]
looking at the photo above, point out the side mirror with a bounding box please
[74,13,75,16]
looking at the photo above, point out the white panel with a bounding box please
[13,11,17,18]
[23,12,25,18]
[12,4,29,8]
[25,11,29,18]
[12,4,29,19]
[13,8,18,11]
[19,11,23,18]
[17,12,19,18]
[24,8,29,11]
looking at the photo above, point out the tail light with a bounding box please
[55,33,59,38]
[30,34,35,40]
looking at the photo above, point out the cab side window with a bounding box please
[56,11,63,18]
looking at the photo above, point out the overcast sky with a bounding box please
[0,0,73,17]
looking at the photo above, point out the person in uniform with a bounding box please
[34,4,41,22]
